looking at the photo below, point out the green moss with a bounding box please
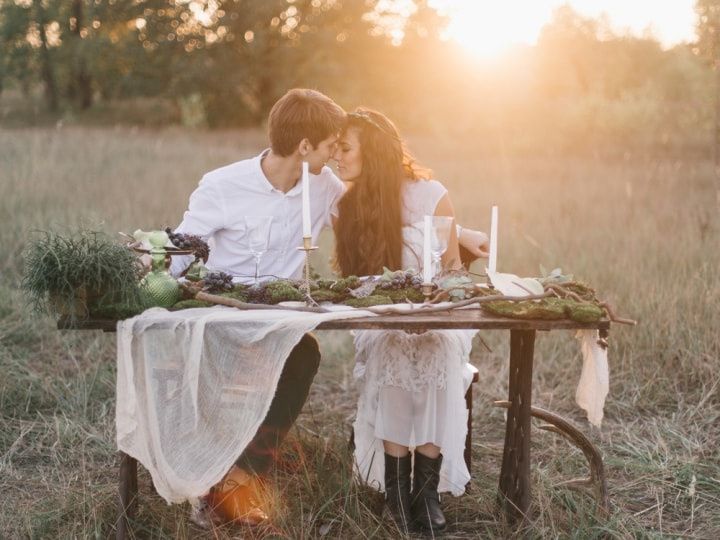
[310,289,344,303]
[330,276,361,293]
[263,281,304,304]
[560,281,598,302]
[564,301,604,322]
[482,297,604,322]
[483,298,567,320]
[170,299,214,310]
[345,295,393,308]
[385,288,425,304]
[219,286,248,303]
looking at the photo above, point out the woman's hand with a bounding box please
[458,227,490,258]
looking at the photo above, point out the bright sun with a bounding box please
[433,1,557,58]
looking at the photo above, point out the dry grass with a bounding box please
[1,126,719,538]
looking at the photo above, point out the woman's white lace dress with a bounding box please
[352,179,477,496]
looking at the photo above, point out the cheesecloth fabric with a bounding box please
[116,305,373,504]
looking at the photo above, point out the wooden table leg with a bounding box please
[117,451,138,540]
[498,329,536,523]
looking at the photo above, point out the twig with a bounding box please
[599,301,637,326]
[184,285,330,313]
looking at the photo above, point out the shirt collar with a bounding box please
[254,148,304,197]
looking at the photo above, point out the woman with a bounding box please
[333,108,479,533]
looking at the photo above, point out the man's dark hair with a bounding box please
[268,89,346,156]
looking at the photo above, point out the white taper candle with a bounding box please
[423,215,433,283]
[488,205,498,273]
[301,161,311,238]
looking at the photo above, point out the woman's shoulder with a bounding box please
[402,179,449,217]
[403,178,448,199]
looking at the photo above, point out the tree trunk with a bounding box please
[34,0,59,111]
[71,0,92,109]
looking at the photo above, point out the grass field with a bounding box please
[1,126,719,538]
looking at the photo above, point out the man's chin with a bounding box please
[309,165,324,175]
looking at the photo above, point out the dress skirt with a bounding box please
[352,328,477,496]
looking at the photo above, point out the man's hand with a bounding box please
[458,227,490,258]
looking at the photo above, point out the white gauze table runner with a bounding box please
[116,306,373,504]
[115,305,610,504]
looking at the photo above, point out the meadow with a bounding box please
[0,126,718,538]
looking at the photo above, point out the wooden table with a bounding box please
[60,310,610,537]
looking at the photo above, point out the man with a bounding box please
[170,88,346,525]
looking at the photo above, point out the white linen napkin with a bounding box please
[575,329,609,427]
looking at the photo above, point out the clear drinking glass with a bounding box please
[430,216,454,276]
[243,216,273,282]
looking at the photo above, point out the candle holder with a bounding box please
[421,282,434,303]
[297,236,318,305]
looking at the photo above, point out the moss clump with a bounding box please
[482,297,604,323]
[311,289,344,303]
[384,287,425,304]
[263,281,304,304]
[170,299,214,310]
[564,301,604,323]
[345,295,393,308]
[313,276,360,294]
[220,285,249,303]
[558,281,597,302]
[483,298,567,320]
[330,276,361,292]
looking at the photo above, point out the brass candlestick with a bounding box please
[422,282,434,303]
[297,236,318,304]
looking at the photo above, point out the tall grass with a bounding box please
[1,126,718,538]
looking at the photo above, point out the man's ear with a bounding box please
[298,138,311,157]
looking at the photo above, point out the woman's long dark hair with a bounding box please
[334,108,431,277]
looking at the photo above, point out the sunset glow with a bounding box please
[431,0,696,58]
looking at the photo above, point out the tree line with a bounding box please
[2,0,720,152]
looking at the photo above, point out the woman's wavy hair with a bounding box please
[334,108,432,277]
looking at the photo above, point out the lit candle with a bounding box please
[423,215,432,283]
[488,205,498,273]
[301,161,311,238]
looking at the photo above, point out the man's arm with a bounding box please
[169,177,224,276]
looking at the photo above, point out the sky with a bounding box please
[430,0,697,57]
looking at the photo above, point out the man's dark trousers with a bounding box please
[235,333,321,475]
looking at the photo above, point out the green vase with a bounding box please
[140,231,180,308]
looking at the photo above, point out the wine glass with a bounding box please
[430,216,454,276]
[243,216,273,282]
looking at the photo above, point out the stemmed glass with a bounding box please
[429,216,454,276]
[244,216,273,283]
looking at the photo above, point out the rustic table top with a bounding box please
[58,309,610,332]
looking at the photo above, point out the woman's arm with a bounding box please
[434,194,462,270]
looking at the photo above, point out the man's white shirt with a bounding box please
[170,150,345,282]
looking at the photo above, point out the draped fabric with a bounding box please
[116,306,372,504]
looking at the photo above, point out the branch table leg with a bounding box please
[117,451,138,540]
[498,329,536,523]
